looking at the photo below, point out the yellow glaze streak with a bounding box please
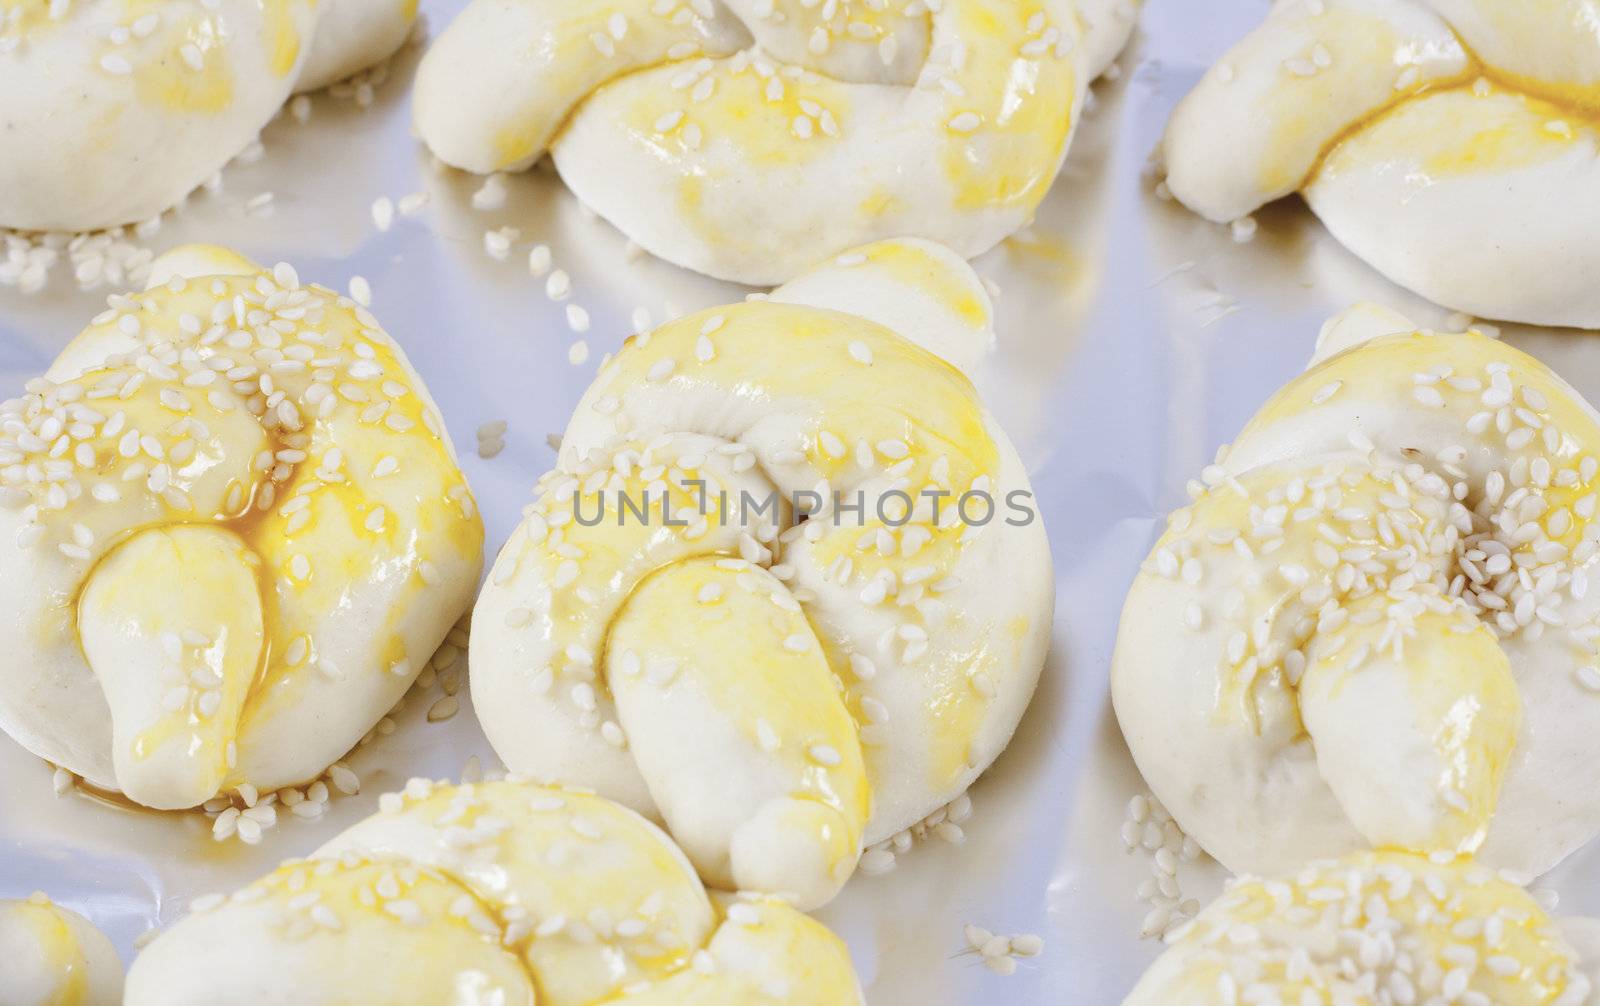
[603,301,996,486]
[1319,85,1591,182]
[853,238,991,329]
[82,525,266,808]
[11,900,90,1006]
[940,1,1078,211]
[612,558,870,881]
[622,60,854,170]
[615,894,863,1006]
[1281,6,1600,191]
[1254,7,1466,195]
[811,515,997,787]
[245,860,538,1004]
[132,11,236,115]
[348,781,715,1005]
[1301,597,1519,854]
[1250,330,1600,560]
[262,0,301,76]
[1437,0,1600,112]
[491,1,741,170]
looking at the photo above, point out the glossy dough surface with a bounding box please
[0,896,122,1006]
[0,0,416,231]
[1161,0,1600,327]
[0,245,483,810]
[471,238,1054,909]
[125,778,865,1005]
[415,0,1139,283]
[1115,304,1600,878]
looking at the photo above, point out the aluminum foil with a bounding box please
[8,1,1600,1002]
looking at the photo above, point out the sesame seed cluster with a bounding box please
[414,0,1139,283]
[1161,0,1600,327]
[472,239,1053,911]
[124,778,866,1005]
[1128,850,1592,1006]
[0,246,483,812]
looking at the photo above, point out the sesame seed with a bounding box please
[808,743,842,766]
[371,197,395,231]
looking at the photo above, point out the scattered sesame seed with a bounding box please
[371,197,395,231]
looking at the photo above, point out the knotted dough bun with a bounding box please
[1161,0,1600,327]
[0,244,483,810]
[471,238,1055,909]
[125,778,865,1005]
[1116,304,1600,878]
[0,0,416,232]
[415,0,1139,283]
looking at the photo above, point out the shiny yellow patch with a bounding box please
[494,1,744,171]
[618,60,853,170]
[1252,7,1464,195]
[604,301,996,486]
[9,901,91,1006]
[262,0,301,76]
[364,781,716,1002]
[854,239,991,329]
[1250,332,1600,557]
[1320,85,1592,181]
[250,860,538,1003]
[84,526,265,798]
[940,1,1078,211]
[132,13,235,115]
[1301,599,1519,854]
[612,559,870,872]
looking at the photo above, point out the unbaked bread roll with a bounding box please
[471,238,1054,909]
[0,244,483,810]
[125,778,865,1005]
[1161,0,1600,327]
[1115,304,1600,879]
[0,0,416,232]
[414,0,1140,284]
[1125,850,1596,1005]
[0,895,122,1006]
